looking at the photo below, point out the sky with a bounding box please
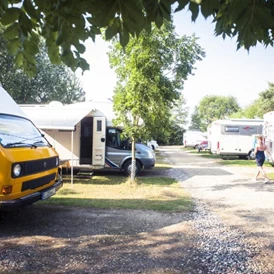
[77,9,274,118]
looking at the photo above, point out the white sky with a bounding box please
[77,9,274,116]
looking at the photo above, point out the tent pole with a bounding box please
[71,130,74,185]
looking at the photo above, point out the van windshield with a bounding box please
[0,114,48,148]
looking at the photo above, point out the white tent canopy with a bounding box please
[20,101,115,130]
[0,87,27,118]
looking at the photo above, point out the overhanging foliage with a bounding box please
[0,0,273,75]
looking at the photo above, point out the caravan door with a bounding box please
[92,117,106,166]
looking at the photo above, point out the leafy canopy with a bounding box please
[0,0,274,75]
[192,95,240,131]
[108,20,205,142]
[231,82,274,119]
[0,26,85,104]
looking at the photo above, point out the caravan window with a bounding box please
[225,126,239,132]
[97,120,102,132]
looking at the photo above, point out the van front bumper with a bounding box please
[0,180,63,211]
[142,158,155,169]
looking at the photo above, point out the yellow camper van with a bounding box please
[0,87,62,210]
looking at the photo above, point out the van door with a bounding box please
[92,117,106,166]
[221,125,239,154]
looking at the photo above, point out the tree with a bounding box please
[167,94,189,144]
[231,82,274,119]
[0,1,273,75]
[108,19,205,180]
[189,106,203,131]
[195,95,240,131]
[156,93,189,145]
[0,29,85,104]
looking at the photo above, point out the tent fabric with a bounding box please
[20,101,115,130]
[0,87,28,118]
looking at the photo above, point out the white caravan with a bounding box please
[183,130,207,148]
[20,101,155,176]
[263,111,274,160]
[208,119,263,159]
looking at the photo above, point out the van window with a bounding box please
[107,128,120,147]
[106,128,130,149]
[0,114,48,148]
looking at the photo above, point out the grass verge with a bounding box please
[42,175,193,212]
[42,150,192,212]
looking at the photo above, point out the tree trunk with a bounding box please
[131,137,136,182]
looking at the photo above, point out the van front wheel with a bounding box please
[123,160,141,176]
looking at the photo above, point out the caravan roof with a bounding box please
[20,101,116,130]
[0,87,27,118]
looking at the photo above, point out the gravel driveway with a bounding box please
[162,146,274,274]
[1,146,274,274]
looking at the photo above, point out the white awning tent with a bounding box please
[21,101,116,130]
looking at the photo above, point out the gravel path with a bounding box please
[161,146,274,274]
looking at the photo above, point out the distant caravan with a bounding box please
[207,119,263,159]
[183,130,207,148]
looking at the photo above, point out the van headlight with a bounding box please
[13,164,22,177]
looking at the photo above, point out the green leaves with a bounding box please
[1,7,20,25]
[1,0,274,76]
[109,19,204,142]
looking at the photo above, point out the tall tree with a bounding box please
[167,94,189,144]
[156,93,189,145]
[0,29,85,104]
[196,95,240,131]
[108,19,205,180]
[0,1,273,75]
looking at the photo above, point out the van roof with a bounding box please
[0,87,27,118]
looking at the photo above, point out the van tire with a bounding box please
[123,160,141,176]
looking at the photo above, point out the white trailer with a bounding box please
[208,119,263,159]
[263,111,274,160]
[183,130,207,148]
[20,101,155,176]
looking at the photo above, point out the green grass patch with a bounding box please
[42,175,193,212]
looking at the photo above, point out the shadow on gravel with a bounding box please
[0,205,191,238]
[0,205,209,274]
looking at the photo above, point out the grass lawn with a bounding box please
[42,175,193,212]
[42,149,193,212]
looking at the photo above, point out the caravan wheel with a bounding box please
[123,160,141,176]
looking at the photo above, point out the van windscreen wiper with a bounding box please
[5,142,37,148]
